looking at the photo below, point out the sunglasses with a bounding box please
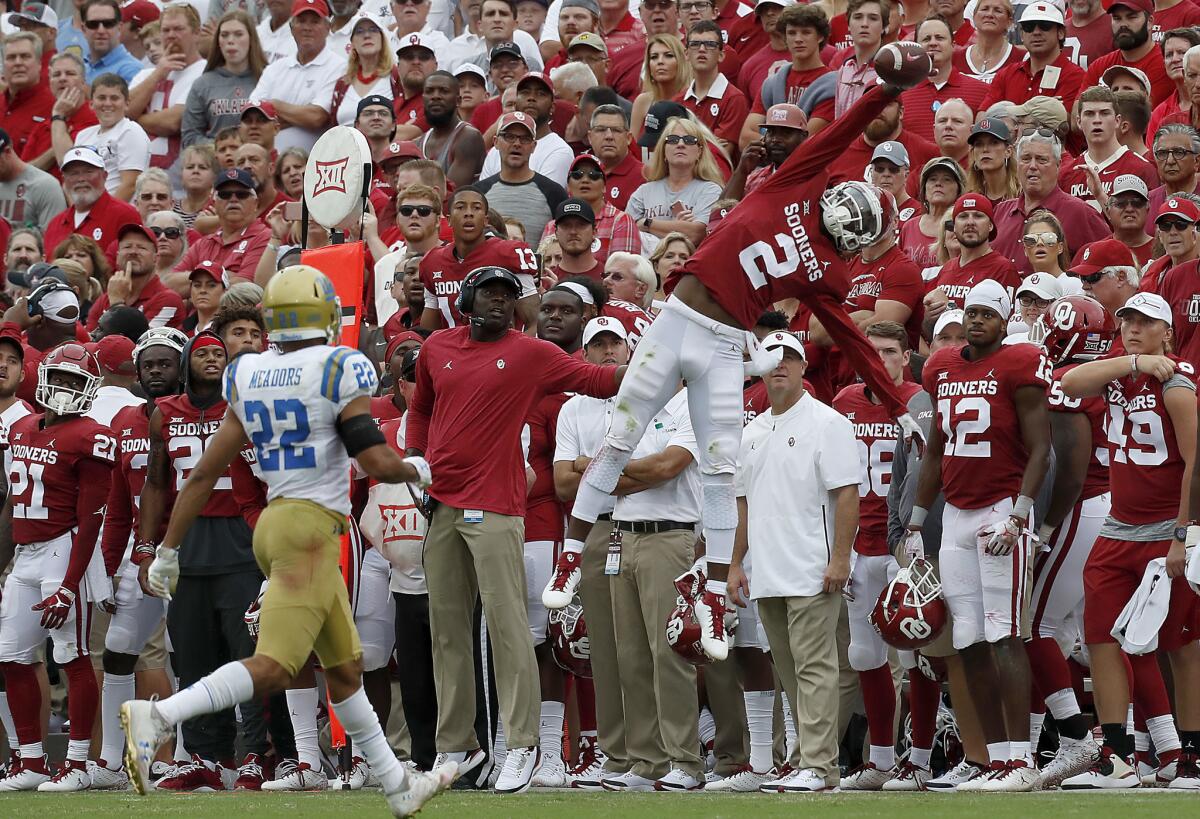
[570,169,604,181]
[1022,231,1059,247]
[150,226,183,239]
[1158,218,1194,232]
[679,0,713,8]
[216,189,253,200]
[1018,295,1052,308]
[85,18,119,29]
[664,134,700,146]
[1020,21,1057,33]
[399,204,435,217]
[1109,195,1147,209]
[1076,271,1109,285]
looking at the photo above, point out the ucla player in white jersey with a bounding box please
[121,265,455,816]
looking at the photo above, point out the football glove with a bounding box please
[902,529,925,563]
[977,517,1022,556]
[898,413,925,455]
[147,546,180,600]
[32,585,76,630]
[244,584,267,641]
[742,331,784,377]
[402,455,432,490]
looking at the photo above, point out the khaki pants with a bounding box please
[577,519,628,773]
[758,592,841,784]
[424,505,539,750]
[610,528,701,779]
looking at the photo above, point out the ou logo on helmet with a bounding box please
[1051,300,1077,331]
[899,616,932,641]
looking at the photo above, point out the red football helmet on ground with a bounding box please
[1034,295,1116,365]
[37,342,101,415]
[666,564,711,667]
[869,559,948,650]
[548,596,591,678]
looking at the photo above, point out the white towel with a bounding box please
[1111,558,1171,655]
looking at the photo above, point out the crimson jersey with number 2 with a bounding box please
[923,343,1051,509]
[6,413,116,544]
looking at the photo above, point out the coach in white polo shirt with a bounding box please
[730,330,860,793]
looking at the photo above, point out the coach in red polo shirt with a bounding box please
[42,146,142,256]
[172,168,271,282]
[86,223,186,331]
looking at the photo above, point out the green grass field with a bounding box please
[0,789,1194,818]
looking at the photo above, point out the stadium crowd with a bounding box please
[1,0,1200,800]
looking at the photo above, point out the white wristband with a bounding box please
[1013,495,1035,521]
[909,506,928,528]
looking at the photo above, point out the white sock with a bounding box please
[1043,688,1081,720]
[1147,714,1181,753]
[986,741,1009,763]
[562,538,584,555]
[1134,730,1150,753]
[1009,740,1032,764]
[704,579,725,598]
[743,691,773,773]
[286,687,321,768]
[1029,712,1045,755]
[539,701,565,762]
[174,722,189,762]
[910,747,932,769]
[0,693,18,750]
[331,687,404,794]
[156,662,254,725]
[100,672,135,766]
[869,744,895,770]
[697,707,716,746]
[67,738,90,762]
[19,741,43,759]
[1126,703,1135,735]
[494,717,507,763]
[780,693,797,753]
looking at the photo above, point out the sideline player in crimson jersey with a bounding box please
[91,328,188,791]
[909,280,1052,792]
[542,76,928,663]
[419,188,541,332]
[0,344,117,792]
[833,322,927,791]
[1060,292,1200,789]
[1024,296,1115,788]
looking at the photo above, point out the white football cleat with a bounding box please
[1168,754,1200,789]
[882,761,931,791]
[777,767,831,792]
[531,752,567,787]
[493,746,538,794]
[954,760,1005,792]
[120,699,174,795]
[1141,758,1176,786]
[0,755,52,791]
[694,590,729,662]
[1061,749,1140,789]
[926,759,986,792]
[37,760,92,792]
[840,762,895,790]
[654,767,702,791]
[386,764,455,817]
[704,765,773,792]
[87,760,130,790]
[601,770,656,791]
[1037,737,1099,789]
[979,760,1038,792]
[542,552,582,610]
[758,764,797,793]
[262,762,329,791]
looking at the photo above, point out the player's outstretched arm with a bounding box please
[339,396,432,486]
[160,408,249,551]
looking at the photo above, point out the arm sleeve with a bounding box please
[608,212,640,254]
[539,344,619,398]
[690,182,722,224]
[664,401,700,460]
[626,186,647,220]
[540,144,574,188]
[553,400,581,463]
[66,456,115,590]
[101,461,133,576]
[810,292,911,418]
[181,84,208,148]
[119,124,152,171]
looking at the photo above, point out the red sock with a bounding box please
[908,670,941,751]
[858,664,896,749]
[62,657,99,742]
[1025,637,1072,696]
[575,675,596,733]
[1128,652,1171,724]
[0,662,43,745]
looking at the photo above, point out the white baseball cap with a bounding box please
[933,309,965,336]
[762,330,805,359]
[1116,292,1173,327]
[40,288,81,324]
[61,146,105,170]
[1020,2,1065,26]
[964,279,1013,320]
[1110,174,1149,199]
[1016,272,1062,301]
[582,316,627,345]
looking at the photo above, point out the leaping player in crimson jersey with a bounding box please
[541,68,929,662]
[908,280,1052,792]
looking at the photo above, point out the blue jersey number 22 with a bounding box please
[244,399,317,471]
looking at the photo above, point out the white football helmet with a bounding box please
[820,181,891,254]
[36,342,101,415]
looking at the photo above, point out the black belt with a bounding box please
[596,513,612,521]
[613,520,695,534]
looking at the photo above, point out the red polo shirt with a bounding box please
[677,73,750,147]
[601,12,645,58]
[601,151,645,212]
[395,92,429,131]
[899,72,991,141]
[606,39,647,100]
[0,85,56,159]
[728,14,769,57]
[22,104,100,172]
[42,192,141,260]
[86,274,186,332]
[1084,46,1172,107]
[981,50,1086,112]
[173,221,271,282]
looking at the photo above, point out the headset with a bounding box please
[27,278,73,318]
[455,265,522,316]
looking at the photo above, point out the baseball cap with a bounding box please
[6,261,68,290]
[1020,2,1065,25]
[5,2,57,29]
[517,71,554,94]
[379,140,422,165]
[933,309,965,336]
[120,0,158,27]
[190,261,230,288]
[562,0,601,15]
[490,41,524,62]
[964,280,1012,320]
[357,94,395,118]
[61,146,105,171]
[1104,0,1153,15]
[241,100,278,121]
[1070,238,1137,276]
[570,153,605,174]
[117,222,157,245]
[638,100,690,149]
[1009,96,1068,130]
[555,198,596,225]
[1102,65,1152,96]
[291,0,330,17]
[952,193,994,221]
[215,167,256,189]
[384,330,423,364]
[396,31,435,55]
[870,140,910,167]
[1110,174,1149,199]
[568,32,607,56]
[763,103,809,132]
[1116,292,1172,325]
[1016,272,1062,301]
[968,118,1011,145]
[399,348,420,381]
[1155,196,1200,223]
[920,155,966,189]
[38,286,81,325]
[583,316,628,345]
[755,0,794,10]
[93,334,137,376]
[454,63,488,83]
[0,327,24,361]
[497,111,537,136]
[762,330,805,359]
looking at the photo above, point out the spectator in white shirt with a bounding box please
[255,0,299,62]
[73,73,151,201]
[443,0,544,74]
[383,0,452,58]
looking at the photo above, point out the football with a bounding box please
[875,41,932,89]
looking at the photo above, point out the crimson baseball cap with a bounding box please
[952,193,994,221]
[763,103,808,131]
[120,0,159,27]
[190,261,230,288]
[117,222,157,245]
[384,330,423,363]
[497,111,537,136]
[570,153,605,174]
[291,0,330,17]
[517,71,555,94]
[241,101,278,122]
[1156,196,1200,224]
[0,327,24,361]
[1070,238,1137,276]
[1104,0,1153,14]
[92,335,137,376]
[380,140,422,166]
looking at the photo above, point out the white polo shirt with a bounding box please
[256,17,299,64]
[250,46,347,153]
[614,390,700,524]
[737,391,861,599]
[556,393,617,519]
